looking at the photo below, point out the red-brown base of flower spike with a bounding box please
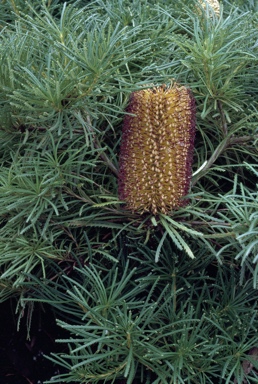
[118,83,196,215]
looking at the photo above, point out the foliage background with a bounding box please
[0,0,257,383]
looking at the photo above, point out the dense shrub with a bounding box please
[0,0,257,383]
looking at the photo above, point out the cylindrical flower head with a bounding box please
[118,84,196,215]
[198,0,220,16]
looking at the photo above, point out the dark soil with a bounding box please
[0,301,153,384]
[0,300,67,384]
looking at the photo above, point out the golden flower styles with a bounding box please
[118,84,196,215]
[199,0,220,16]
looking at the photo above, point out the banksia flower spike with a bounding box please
[118,84,196,215]
[198,0,220,16]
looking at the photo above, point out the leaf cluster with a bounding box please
[24,250,258,384]
[0,1,257,383]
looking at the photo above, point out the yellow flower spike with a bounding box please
[198,0,221,16]
[118,84,196,215]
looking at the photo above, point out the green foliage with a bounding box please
[216,170,258,286]
[0,0,258,383]
[24,253,258,383]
